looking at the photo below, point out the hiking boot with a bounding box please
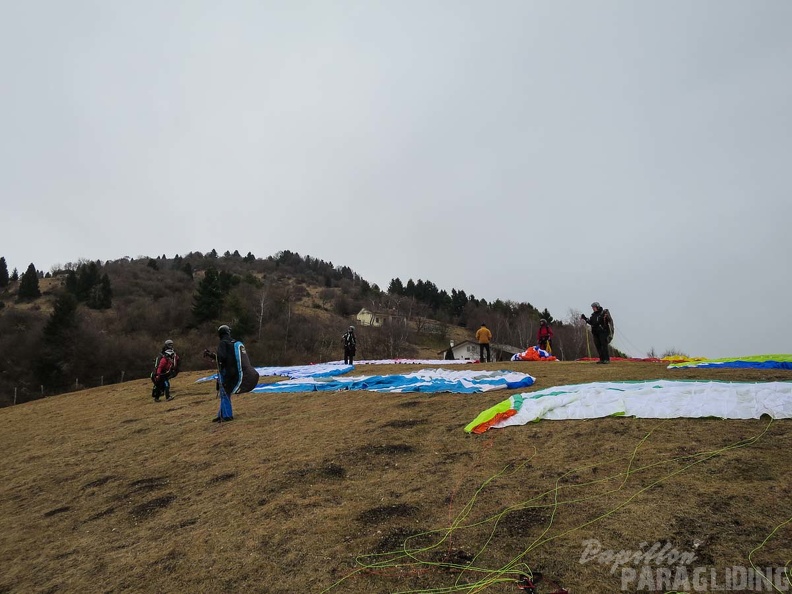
[154,398,161,402]
[165,395,174,401]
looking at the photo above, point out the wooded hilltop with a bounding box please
[0,250,620,406]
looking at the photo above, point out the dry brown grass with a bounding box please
[1,361,791,593]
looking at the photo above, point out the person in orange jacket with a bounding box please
[475,323,492,362]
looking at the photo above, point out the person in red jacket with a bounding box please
[151,339,179,402]
[537,319,553,353]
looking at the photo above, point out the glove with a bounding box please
[580,314,587,320]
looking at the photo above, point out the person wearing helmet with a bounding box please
[204,325,260,422]
[150,339,179,402]
[215,325,259,395]
[581,302,611,364]
[342,325,357,365]
[537,319,553,353]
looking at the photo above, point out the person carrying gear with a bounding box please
[342,326,357,365]
[151,339,179,402]
[537,319,553,353]
[203,325,260,422]
[581,302,611,364]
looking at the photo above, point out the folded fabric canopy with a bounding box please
[667,354,792,370]
[326,358,476,365]
[196,363,353,384]
[511,346,557,361]
[251,369,536,394]
[465,380,792,434]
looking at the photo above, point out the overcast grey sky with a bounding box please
[2,1,791,359]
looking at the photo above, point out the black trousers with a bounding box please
[344,347,355,365]
[152,378,170,399]
[479,343,490,362]
[593,331,610,362]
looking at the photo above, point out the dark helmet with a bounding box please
[217,324,231,337]
[591,302,601,309]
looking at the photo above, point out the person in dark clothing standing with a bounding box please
[203,325,260,422]
[342,326,357,365]
[581,302,611,364]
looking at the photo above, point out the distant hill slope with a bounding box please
[0,250,605,406]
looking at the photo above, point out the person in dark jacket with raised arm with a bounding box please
[203,325,260,422]
[581,302,610,364]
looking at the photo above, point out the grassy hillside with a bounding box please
[1,360,790,593]
[4,252,542,406]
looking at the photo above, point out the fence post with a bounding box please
[100,376,104,386]
[75,378,79,390]
[41,385,44,397]
[121,371,125,383]
[13,388,17,405]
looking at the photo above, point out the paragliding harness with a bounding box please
[150,349,179,401]
[516,573,568,593]
[152,350,180,379]
[602,308,614,343]
[343,331,356,351]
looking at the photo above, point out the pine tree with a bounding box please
[65,270,78,295]
[10,268,18,282]
[17,263,41,301]
[75,261,101,302]
[35,292,79,390]
[192,267,224,323]
[388,278,404,295]
[99,274,113,308]
[87,274,113,309]
[0,257,9,288]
